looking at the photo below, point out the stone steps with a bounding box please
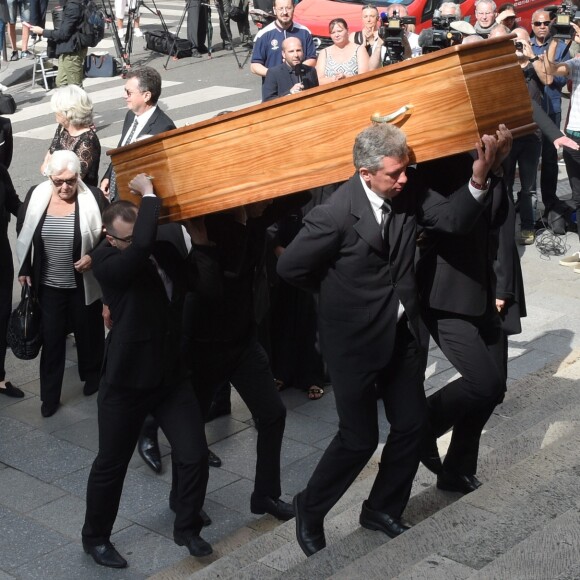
[159,350,580,579]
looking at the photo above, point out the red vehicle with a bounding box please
[293,0,557,50]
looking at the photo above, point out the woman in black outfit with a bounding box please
[0,162,24,398]
[17,150,107,417]
[41,85,101,187]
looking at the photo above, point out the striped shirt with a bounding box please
[41,212,77,289]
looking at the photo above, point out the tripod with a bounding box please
[170,0,251,69]
[101,0,140,76]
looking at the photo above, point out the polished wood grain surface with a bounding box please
[110,36,533,221]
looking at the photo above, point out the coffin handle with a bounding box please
[371,104,414,124]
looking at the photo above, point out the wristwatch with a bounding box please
[529,56,539,62]
[470,177,491,190]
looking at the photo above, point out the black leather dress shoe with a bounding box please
[83,378,100,396]
[208,450,222,467]
[0,382,24,398]
[174,533,213,557]
[250,492,295,521]
[41,402,59,418]
[437,471,482,494]
[138,433,162,473]
[359,501,410,538]
[294,492,325,556]
[83,541,128,568]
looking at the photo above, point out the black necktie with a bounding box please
[380,201,392,241]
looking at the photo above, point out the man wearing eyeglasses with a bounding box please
[82,177,218,567]
[530,10,568,217]
[250,0,317,80]
[473,0,498,38]
[100,66,176,202]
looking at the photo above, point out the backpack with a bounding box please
[76,0,106,48]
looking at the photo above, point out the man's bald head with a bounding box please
[513,27,531,42]
[282,36,304,67]
[488,24,509,37]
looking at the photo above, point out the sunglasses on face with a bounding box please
[51,177,78,187]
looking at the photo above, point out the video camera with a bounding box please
[420,14,463,54]
[547,2,580,39]
[378,10,416,64]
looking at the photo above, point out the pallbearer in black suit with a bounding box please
[415,138,513,494]
[262,37,319,102]
[278,123,506,556]
[82,177,217,568]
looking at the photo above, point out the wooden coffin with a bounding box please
[110,36,533,221]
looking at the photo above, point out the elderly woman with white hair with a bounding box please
[17,150,107,417]
[41,85,101,187]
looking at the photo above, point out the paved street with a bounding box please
[1,6,580,578]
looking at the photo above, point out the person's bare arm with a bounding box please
[250,62,269,77]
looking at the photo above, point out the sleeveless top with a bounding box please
[324,45,361,78]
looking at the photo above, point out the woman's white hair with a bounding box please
[50,85,94,128]
[46,150,82,176]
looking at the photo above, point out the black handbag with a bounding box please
[0,94,16,115]
[84,52,118,77]
[229,0,247,23]
[144,30,193,58]
[7,285,43,360]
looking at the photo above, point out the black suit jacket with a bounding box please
[0,117,13,170]
[415,154,507,318]
[92,197,219,390]
[277,170,489,372]
[262,62,319,102]
[103,107,176,180]
[0,165,21,284]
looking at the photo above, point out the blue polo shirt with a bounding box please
[531,37,568,116]
[251,22,317,71]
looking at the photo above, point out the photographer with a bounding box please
[418,2,463,54]
[368,4,416,69]
[530,10,569,215]
[27,0,86,87]
[492,26,546,244]
[546,21,580,242]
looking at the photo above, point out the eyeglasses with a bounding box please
[51,177,78,187]
[124,88,143,97]
[108,233,133,244]
[275,7,292,13]
[533,21,550,26]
